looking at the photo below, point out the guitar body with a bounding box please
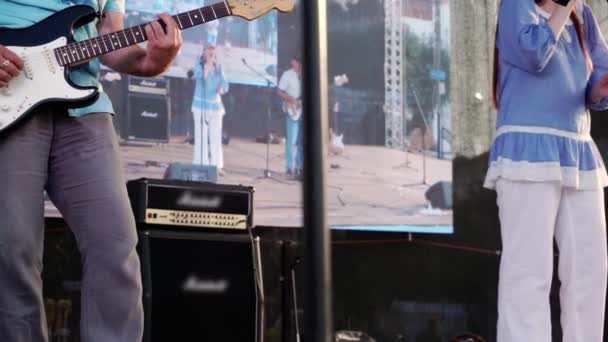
[0,6,99,132]
[285,100,302,121]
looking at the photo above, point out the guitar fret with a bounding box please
[83,41,92,59]
[60,48,67,66]
[92,37,103,55]
[128,27,137,44]
[110,33,121,49]
[78,42,87,61]
[175,14,186,29]
[202,7,214,22]
[71,49,79,63]
[136,25,146,42]
[175,14,184,30]
[71,44,82,62]
[210,5,217,19]
[186,11,194,26]
[219,3,231,16]
[67,43,77,62]
[198,8,206,23]
[101,35,110,53]
[118,31,129,47]
[123,30,132,45]
[61,47,71,64]
[117,31,126,46]
[87,40,97,57]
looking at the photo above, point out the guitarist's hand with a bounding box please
[98,12,182,77]
[0,45,24,88]
[139,13,183,75]
[287,98,298,107]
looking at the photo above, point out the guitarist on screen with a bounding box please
[276,55,303,179]
[0,0,182,340]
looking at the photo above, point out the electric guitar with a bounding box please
[0,0,294,134]
[285,99,302,121]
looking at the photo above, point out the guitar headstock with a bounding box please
[226,0,295,20]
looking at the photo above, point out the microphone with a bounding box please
[241,58,247,65]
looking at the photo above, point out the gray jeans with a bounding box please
[0,106,143,342]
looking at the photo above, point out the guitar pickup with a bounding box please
[42,49,56,74]
[22,55,33,80]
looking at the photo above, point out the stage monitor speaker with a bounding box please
[163,162,218,183]
[124,93,170,143]
[138,230,257,342]
[425,181,453,209]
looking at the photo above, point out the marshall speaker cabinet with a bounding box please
[123,76,170,143]
[137,230,258,342]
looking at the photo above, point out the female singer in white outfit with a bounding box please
[191,44,229,170]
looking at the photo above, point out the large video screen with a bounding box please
[125,0,278,86]
[44,0,451,232]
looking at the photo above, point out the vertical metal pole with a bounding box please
[433,0,442,159]
[301,0,332,341]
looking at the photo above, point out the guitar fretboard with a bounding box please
[53,2,231,66]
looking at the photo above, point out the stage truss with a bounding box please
[384,0,404,149]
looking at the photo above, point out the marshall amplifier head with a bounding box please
[127,178,254,231]
[128,76,168,96]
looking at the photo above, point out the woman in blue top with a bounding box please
[486,0,608,340]
[191,44,229,172]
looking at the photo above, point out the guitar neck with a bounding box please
[54,2,231,67]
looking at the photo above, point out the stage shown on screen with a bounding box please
[125,0,278,86]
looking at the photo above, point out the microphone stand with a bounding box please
[402,88,429,186]
[241,58,287,183]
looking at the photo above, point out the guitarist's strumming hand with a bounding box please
[0,45,24,88]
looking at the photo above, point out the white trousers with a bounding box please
[192,109,223,169]
[496,179,608,342]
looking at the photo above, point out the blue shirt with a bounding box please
[191,61,229,112]
[485,1,608,190]
[0,0,125,117]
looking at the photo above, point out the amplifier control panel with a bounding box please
[145,209,248,230]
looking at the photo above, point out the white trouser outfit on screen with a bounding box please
[496,179,607,342]
[192,106,224,169]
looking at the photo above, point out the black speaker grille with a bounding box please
[126,94,170,142]
[139,231,256,341]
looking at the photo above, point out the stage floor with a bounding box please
[45,137,452,228]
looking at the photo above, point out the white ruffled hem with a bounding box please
[484,157,608,190]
